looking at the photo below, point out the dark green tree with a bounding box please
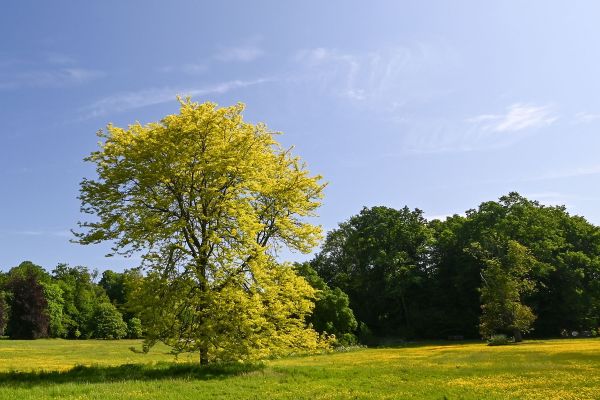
[52,264,108,338]
[99,270,126,306]
[0,290,7,336]
[295,262,357,343]
[5,262,50,339]
[313,206,432,338]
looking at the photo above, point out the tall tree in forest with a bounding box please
[313,206,432,337]
[5,265,50,339]
[52,264,101,338]
[472,240,536,341]
[75,99,328,363]
[0,291,7,336]
[295,262,357,343]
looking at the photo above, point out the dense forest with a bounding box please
[1,192,599,343]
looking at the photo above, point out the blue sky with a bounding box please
[2,1,600,271]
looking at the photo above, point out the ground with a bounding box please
[0,338,598,399]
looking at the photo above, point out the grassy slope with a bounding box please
[0,339,599,399]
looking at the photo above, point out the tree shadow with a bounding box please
[0,361,264,387]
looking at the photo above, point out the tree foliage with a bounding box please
[42,282,67,338]
[52,264,106,338]
[127,317,143,339]
[313,206,432,337]
[0,290,7,336]
[474,240,536,340]
[4,262,50,339]
[76,99,328,363]
[312,193,600,342]
[93,302,128,339]
[294,262,357,343]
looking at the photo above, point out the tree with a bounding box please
[52,264,103,338]
[75,99,328,363]
[127,317,143,339]
[474,240,536,341]
[0,291,7,336]
[93,302,127,339]
[295,262,357,344]
[5,263,50,339]
[42,282,67,338]
[313,206,432,338]
[99,270,126,306]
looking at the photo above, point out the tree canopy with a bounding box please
[312,193,600,341]
[76,99,329,363]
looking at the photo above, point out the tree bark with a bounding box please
[199,346,209,365]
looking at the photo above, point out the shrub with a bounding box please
[487,334,510,346]
[336,333,358,347]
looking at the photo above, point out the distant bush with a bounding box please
[336,333,358,347]
[487,334,510,346]
[93,303,127,339]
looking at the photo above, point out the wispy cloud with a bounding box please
[215,44,264,62]
[574,111,600,124]
[522,192,571,207]
[521,191,599,210]
[2,229,72,238]
[0,53,104,90]
[535,164,600,180]
[467,103,558,132]
[293,44,458,106]
[400,103,558,154]
[157,63,208,75]
[0,67,104,90]
[158,40,264,74]
[81,77,275,119]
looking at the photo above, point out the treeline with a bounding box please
[0,262,142,340]
[308,192,600,341]
[2,192,599,343]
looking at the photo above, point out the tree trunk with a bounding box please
[400,291,411,333]
[199,346,209,365]
[513,329,523,342]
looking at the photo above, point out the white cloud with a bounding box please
[81,77,275,119]
[536,164,600,180]
[0,66,104,89]
[158,63,208,75]
[467,103,558,132]
[424,213,460,221]
[400,103,558,154]
[574,112,600,124]
[7,229,72,238]
[293,43,458,105]
[215,44,264,62]
[522,192,571,207]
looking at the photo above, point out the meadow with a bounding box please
[0,338,598,400]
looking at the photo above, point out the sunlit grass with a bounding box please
[0,338,598,399]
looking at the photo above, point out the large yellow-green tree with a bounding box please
[76,99,328,363]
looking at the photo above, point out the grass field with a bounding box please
[0,338,599,399]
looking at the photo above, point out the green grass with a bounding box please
[0,338,599,399]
